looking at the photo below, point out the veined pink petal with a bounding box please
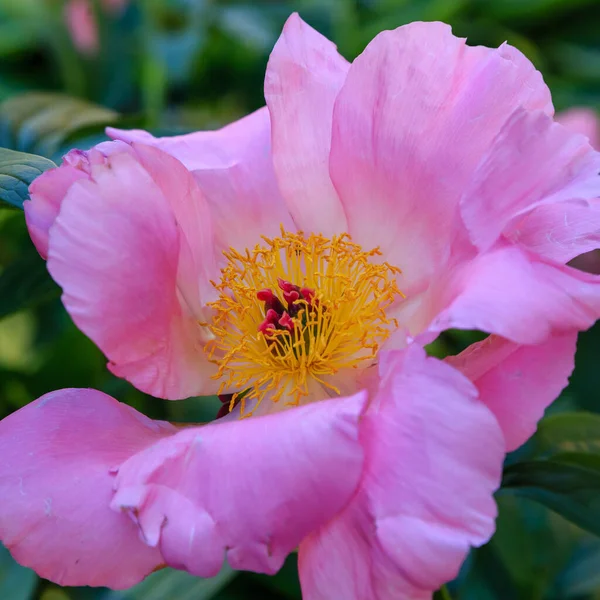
[112,392,367,577]
[461,109,600,254]
[107,108,294,258]
[298,346,504,599]
[557,108,600,148]
[330,21,552,295]
[447,333,577,451]
[423,245,600,344]
[47,149,219,399]
[508,199,600,265]
[265,13,349,236]
[0,389,173,588]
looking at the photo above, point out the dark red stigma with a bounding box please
[216,393,235,419]
[256,289,285,314]
[257,279,316,336]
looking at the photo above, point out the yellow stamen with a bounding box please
[206,228,403,416]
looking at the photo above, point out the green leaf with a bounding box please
[0,92,117,158]
[433,585,453,600]
[490,495,579,599]
[249,555,302,599]
[555,538,600,597]
[501,453,600,538]
[472,0,597,21]
[104,564,237,600]
[522,411,600,461]
[0,247,59,320]
[453,540,518,600]
[0,147,55,209]
[0,544,37,600]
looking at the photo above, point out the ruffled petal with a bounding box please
[265,13,349,235]
[329,22,551,293]
[25,142,133,260]
[461,109,600,255]
[107,108,294,257]
[0,389,172,588]
[509,198,600,264]
[25,164,88,259]
[298,346,504,599]
[47,149,219,399]
[447,333,577,451]
[422,245,600,344]
[112,392,367,577]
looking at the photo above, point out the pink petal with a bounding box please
[112,392,368,577]
[0,389,173,588]
[496,109,600,265]
[329,22,551,294]
[423,245,600,344]
[107,108,294,258]
[461,109,600,254]
[264,13,349,235]
[25,142,134,260]
[25,164,87,259]
[47,149,219,399]
[298,346,504,599]
[508,198,600,264]
[557,108,600,149]
[447,332,577,451]
[107,110,269,171]
[131,143,217,311]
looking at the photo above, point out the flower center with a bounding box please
[207,229,402,416]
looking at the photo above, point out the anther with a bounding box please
[206,229,403,416]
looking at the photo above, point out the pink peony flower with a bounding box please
[64,0,128,56]
[7,14,600,597]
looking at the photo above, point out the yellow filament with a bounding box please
[206,228,403,416]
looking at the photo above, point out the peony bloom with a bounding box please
[64,0,128,56]
[6,14,600,598]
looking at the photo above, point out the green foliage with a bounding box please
[0,242,59,320]
[526,412,600,459]
[0,544,37,600]
[502,455,600,537]
[104,564,237,600]
[500,413,600,537]
[0,93,117,160]
[0,148,55,209]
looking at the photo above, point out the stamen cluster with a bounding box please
[206,229,402,416]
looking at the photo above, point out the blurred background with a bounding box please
[0,0,600,598]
